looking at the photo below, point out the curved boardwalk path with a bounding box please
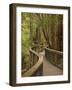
[39,51,63,76]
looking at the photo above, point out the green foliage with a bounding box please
[21,13,30,64]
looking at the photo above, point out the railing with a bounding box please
[45,47,63,70]
[22,48,43,77]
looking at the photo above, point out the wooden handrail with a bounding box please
[29,48,39,57]
[22,55,43,76]
[45,47,63,55]
[22,48,43,76]
[45,47,63,69]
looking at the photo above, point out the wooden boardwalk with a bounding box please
[43,56,63,76]
[39,51,63,76]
